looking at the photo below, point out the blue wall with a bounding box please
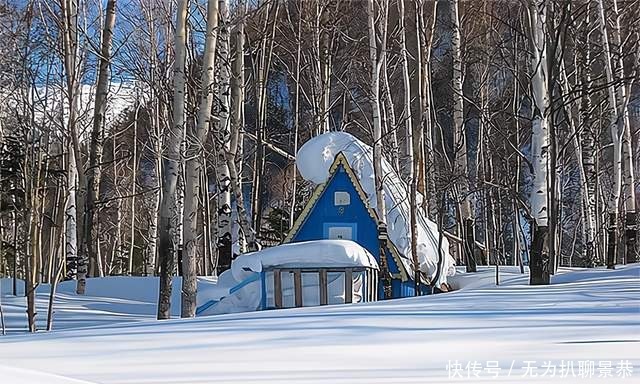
[289,164,416,298]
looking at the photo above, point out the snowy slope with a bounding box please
[1,265,638,383]
[0,276,217,333]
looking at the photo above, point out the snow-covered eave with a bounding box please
[234,239,380,273]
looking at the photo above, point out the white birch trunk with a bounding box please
[367,0,393,298]
[65,138,78,280]
[182,0,219,318]
[85,0,117,284]
[367,0,387,224]
[596,0,628,268]
[216,0,232,273]
[157,0,188,320]
[229,0,253,254]
[528,0,550,285]
[398,0,418,290]
[450,0,475,272]
[576,8,599,265]
[143,3,160,276]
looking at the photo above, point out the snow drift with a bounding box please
[296,132,456,285]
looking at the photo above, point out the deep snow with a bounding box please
[1,265,638,383]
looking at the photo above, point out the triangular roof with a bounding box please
[283,152,409,280]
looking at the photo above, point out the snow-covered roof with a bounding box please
[232,240,379,274]
[295,132,456,285]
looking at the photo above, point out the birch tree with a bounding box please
[216,0,232,272]
[576,4,599,265]
[58,0,86,292]
[528,0,551,285]
[182,0,219,318]
[367,0,393,297]
[157,0,189,320]
[228,0,257,254]
[596,0,632,269]
[416,0,438,219]
[84,0,117,290]
[398,0,419,292]
[450,0,476,272]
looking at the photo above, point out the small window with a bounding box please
[334,191,351,206]
[328,226,353,240]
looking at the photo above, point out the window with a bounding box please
[334,191,350,206]
[328,226,353,240]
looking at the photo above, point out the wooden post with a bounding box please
[293,269,302,307]
[366,270,370,302]
[373,269,378,301]
[273,269,282,309]
[319,269,328,305]
[345,268,353,303]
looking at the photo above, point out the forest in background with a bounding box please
[0,0,638,329]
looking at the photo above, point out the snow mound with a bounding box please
[296,132,456,285]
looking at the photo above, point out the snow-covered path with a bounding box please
[1,265,638,383]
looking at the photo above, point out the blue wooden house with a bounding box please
[283,152,420,299]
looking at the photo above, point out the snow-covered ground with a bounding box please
[1,265,638,383]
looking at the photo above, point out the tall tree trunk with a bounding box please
[367,0,393,297]
[251,1,279,238]
[59,0,85,290]
[417,0,438,219]
[144,4,160,276]
[216,0,232,273]
[381,57,399,173]
[289,8,302,228]
[577,6,599,265]
[128,103,140,275]
[450,0,475,272]
[528,0,551,285]
[157,0,189,320]
[65,136,78,280]
[398,0,418,292]
[182,0,219,318]
[228,0,255,256]
[367,0,387,222]
[597,0,628,269]
[84,0,117,286]
[110,127,122,275]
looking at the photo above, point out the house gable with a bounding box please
[283,153,409,282]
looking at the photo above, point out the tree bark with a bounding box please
[182,0,219,318]
[417,1,438,220]
[84,0,117,286]
[228,0,255,256]
[157,0,189,320]
[398,0,418,293]
[596,0,628,270]
[450,0,475,273]
[367,0,393,297]
[216,0,232,274]
[528,0,551,285]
